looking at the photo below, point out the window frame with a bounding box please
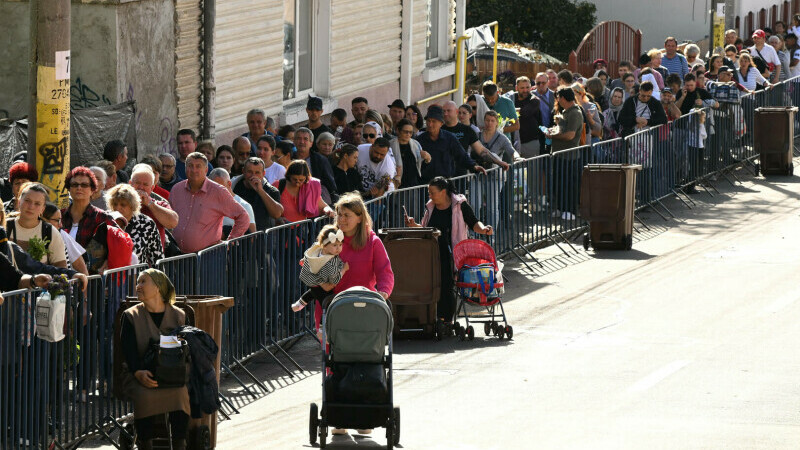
[283,0,316,101]
[425,0,449,63]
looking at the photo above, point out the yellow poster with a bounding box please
[713,15,725,51]
[35,66,71,207]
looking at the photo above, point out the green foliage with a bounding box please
[465,0,597,61]
[27,235,50,262]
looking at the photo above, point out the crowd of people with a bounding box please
[0,26,790,289]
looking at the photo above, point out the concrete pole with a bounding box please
[202,0,216,141]
[29,0,71,207]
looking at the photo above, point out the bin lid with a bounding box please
[584,164,642,171]
[755,107,799,113]
[179,296,234,309]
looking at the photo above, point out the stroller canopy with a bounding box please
[325,287,393,363]
[453,239,499,270]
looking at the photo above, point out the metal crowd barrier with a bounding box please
[5,77,800,450]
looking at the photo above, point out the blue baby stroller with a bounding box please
[309,287,400,448]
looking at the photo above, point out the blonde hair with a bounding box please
[647,48,662,59]
[105,183,141,216]
[316,224,342,246]
[738,52,753,65]
[334,192,372,250]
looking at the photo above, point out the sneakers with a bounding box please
[331,428,348,435]
[356,429,373,435]
[561,211,575,220]
[551,209,561,218]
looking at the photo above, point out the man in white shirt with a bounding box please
[749,29,781,83]
[357,137,396,198]
[209,168,256,234]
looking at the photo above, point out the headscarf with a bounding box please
[608,87,625,113]
[363,121,383,138]
[142,268,176,305]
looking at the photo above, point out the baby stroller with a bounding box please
[309,287,400,449]
[453,239,512,341]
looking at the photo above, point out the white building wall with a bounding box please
[590,0,713,50]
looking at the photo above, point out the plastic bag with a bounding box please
[35,291,66,342]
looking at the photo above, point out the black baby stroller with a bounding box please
[453,239,512,340]
[309,287,400,449]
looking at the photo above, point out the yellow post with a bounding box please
[416,35,469,106]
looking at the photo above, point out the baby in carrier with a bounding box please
[292,225,350,336]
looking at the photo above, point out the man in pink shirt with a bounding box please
[169,152,249,253]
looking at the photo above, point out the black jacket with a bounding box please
[618,96,668,137]
[174,325,220,418]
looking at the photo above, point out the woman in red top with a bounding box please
[272,160,334,223]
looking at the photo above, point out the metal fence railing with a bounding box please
[4,77,799,449]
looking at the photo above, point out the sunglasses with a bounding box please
[70,182,92,189]
[535,81,547,85]
[363,133,377,139]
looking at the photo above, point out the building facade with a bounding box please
[0,0,464,156]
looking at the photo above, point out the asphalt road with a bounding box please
[93,168,798,450]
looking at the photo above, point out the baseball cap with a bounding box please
[717,66,732,73]
[592,58,607,67]
[388,99,406,110]
[306,95,323,110]
[752,29,766,39]
[662,87,673,94]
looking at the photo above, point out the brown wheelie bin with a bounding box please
[579,164,641,250]
[754,106,797,176]
[114,296,233,450]
[378,227,444,339]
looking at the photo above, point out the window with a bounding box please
[426,0,441,61]
[283,0,314,100]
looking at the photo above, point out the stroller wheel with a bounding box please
[457,327,466,341]
[505,325,514,340]
[484,322,492,336]
[309,403,319,445]
[466,326,475,341]
[497,326,505,339]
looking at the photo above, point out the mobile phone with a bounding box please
[539,125,549,134]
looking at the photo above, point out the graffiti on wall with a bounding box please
[70,77,113,109]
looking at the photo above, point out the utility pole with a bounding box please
[29,0,71,207]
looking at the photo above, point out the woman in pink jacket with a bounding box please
[313,192,394,331]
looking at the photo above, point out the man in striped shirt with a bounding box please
[662,37,689,80]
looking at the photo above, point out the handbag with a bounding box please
[35,291,67,342]
[142,337,190,388]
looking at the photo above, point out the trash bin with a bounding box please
[579,164,642,250]
[754,106,797,176]
[181,295,234,450]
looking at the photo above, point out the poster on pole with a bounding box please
[35,65,71,207]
